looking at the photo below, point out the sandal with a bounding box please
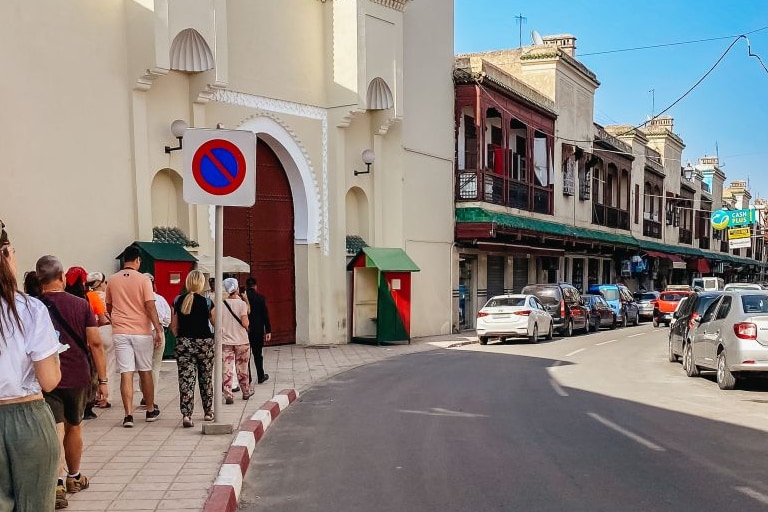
[203,413,214,422]
[182,416,194,428]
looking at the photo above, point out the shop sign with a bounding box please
[728,227,751,240]
[729,237,752,250]
[710,208,756,229]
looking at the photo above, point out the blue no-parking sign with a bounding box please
[183,128,256,206]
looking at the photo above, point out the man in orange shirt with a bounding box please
[105,246,163,428]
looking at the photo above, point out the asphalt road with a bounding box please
[240,323,768,511]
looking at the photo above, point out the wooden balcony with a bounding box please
[456,168,552,215]
[592,203,630,231]
[679,228,693,245]
[643,219,662,239]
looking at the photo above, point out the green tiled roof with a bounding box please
[346,235,368,256]
[455,207,639,247]
[152,227,199,248]
[128,241,197,262]
[347,247,420,272]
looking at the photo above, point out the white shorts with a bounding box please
[113,334,154,373]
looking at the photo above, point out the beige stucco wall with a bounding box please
[0,1,135,274]
[1,0,454,344]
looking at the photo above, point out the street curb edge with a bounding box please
[202,389,300,512]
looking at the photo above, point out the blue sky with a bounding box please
[455,0,768,198]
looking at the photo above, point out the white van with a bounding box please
[691,277,724,291]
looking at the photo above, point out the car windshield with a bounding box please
[635,293,657,302]
[600,288,619,301]
[740,295,768,314]
[522,286,560,305]
[660,292,686,301]
[485,297,526,308]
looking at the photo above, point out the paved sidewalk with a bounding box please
[67,333,476,511]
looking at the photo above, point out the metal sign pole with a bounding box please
[204,205,232,434]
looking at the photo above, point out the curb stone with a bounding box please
[203,389,299,512]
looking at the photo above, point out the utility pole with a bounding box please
[514,13,527,48]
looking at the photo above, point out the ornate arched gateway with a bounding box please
[224,139,296,345]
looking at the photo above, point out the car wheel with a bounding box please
[610,315,617,330]
[589,318,596,332]
[684,343,699,377]
[479,336,488,345]
[668,336,678,363]
[529,324,539,344]
[546,322,554,341]
[622,314,628,328]
[717,351,737,390]
[633,311,640,327]
[653,318,659,328]
[562,319,573,337]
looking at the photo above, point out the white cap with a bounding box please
[223,278,239,294]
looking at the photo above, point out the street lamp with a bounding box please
[683,162,695,181]
[164,119,188,154]
[354,149,376,176]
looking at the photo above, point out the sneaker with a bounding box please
[257,374,269,384]
[225,397,234,405]
[140,397,146,407]
[146,407,161,422]
[232,387,240,393]
[66,473,89,493]
[123,415,134,428]
[83,407,98,420]
[55,482,68,509]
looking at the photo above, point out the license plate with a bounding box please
[494,314,511,319]
[664,314,672,319]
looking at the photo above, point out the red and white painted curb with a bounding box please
[203,389,299,512]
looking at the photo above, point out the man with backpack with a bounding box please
[36,255,108,510]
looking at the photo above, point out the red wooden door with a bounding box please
[224,139,296,345]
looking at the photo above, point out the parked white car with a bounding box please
[723,283,762,291]
[477,294,553,345]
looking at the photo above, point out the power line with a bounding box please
[580,25,768,57]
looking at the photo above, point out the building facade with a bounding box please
[1,0,455,344]
[452,35,761,328]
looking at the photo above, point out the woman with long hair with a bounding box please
[170,270,214,428]
[0,220,62,511]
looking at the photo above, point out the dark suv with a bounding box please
[521,283,589,337]
[668,291,723,364]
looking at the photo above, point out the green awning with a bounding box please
[456,207,639,247]
[347,247,420,272]
[636,239,707,259]
[119,241,197,262]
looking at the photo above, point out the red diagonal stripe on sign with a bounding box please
[205,150,237,182]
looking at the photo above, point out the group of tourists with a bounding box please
[0,221,273,511]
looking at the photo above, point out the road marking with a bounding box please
[549,378,569,397]
[399,408,488,418]
[587,412,665,452]
[628,333,644,338]
[565,348,586,357]
[736,487,768,505]
[596,339,617,346]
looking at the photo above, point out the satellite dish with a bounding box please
[531,30,544,46]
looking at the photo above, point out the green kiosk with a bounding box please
[347,247,420,344]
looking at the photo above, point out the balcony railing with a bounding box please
[679,228,693,245]
[643,219,662,239]
[698,237,710,250]
[592,204,630,231]
[456,168,553,215]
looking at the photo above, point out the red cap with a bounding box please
[65,266,88,287]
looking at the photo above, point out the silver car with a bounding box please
[686,290,768,390]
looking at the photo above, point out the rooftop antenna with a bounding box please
[514,13,527,48]
[531,30,544,46]
[648,89,655,118]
